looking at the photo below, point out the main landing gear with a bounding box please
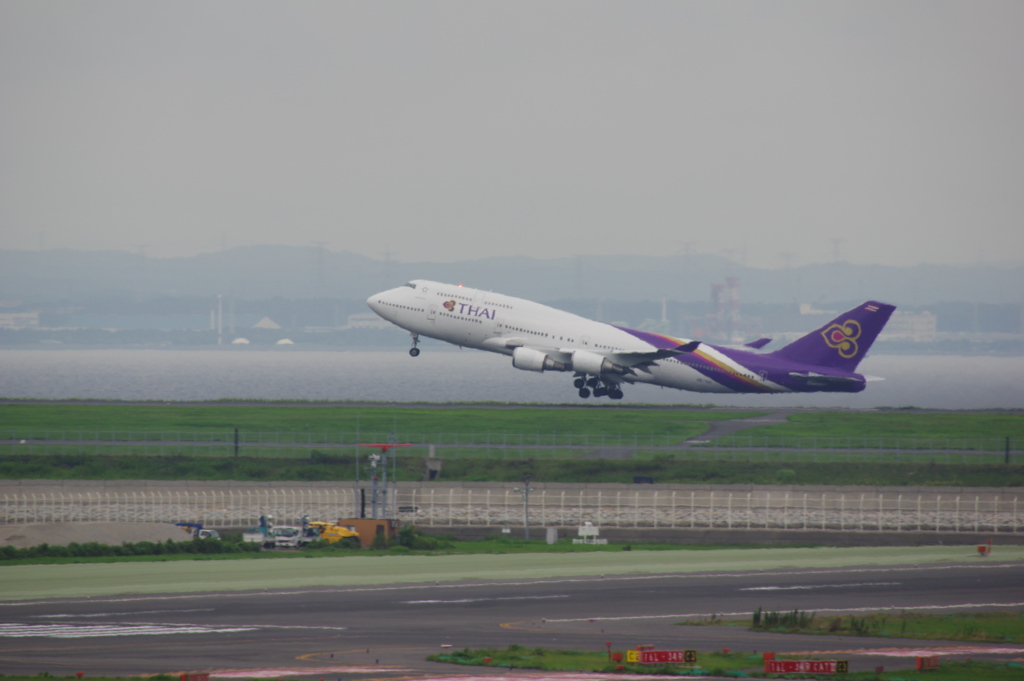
[409,334,421,357]
[573,374,623,400]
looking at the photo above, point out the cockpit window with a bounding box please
[404,282,416,289]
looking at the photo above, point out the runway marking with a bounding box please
[39,608,215,618]
[0,622,257,638]
[538,601,1024,623]
[740,581,901,591]
[403,595,569,604]
[297,648,436,664]
[0,619,348,638]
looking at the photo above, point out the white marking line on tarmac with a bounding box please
[1,562,1016,607]
[0,621,347,638]
[246,624,350,631]
[0,622,257,638]
[132,621,348,631]
[740,581,901,591]
[543,601,1024,623]
[39,608,215,618]
[404,595,569,604]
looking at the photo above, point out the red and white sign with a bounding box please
[639,650,697,664]
[916,655,940,671]
[765,659,848,674]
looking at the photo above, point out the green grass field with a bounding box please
[712,411,1024,451]
[1,403,1023,485]
[3,545,1022,601]
[743,609,1024,644]
[3,403,1020,447]
[0,403,755,443]
[1,451,1022,485]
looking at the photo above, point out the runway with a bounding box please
[1,557,1022,679]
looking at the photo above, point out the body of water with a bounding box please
[1,348,1022,409]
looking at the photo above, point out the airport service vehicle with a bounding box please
[242,524,304,549]
[242,515,305,549]
[367,280,895,400]
[303,520,360,545]
[175,522,221,540]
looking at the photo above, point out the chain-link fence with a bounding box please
[3,486,1020,534]
[2,430,1020,463]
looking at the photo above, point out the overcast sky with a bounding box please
[2,1,1022,268]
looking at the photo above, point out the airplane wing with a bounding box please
[484,338,700,364]
[484,337,699,377]
[481,337,529,352]
[611,340,700,365]
[605,341,702,375]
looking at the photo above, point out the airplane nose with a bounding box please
[366,294,381,313]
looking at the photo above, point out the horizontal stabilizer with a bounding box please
[744,338,772,350]
[788,371,862,387]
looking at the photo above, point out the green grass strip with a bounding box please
[2,544,1022,601]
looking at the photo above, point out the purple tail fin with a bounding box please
[771,301,896,372]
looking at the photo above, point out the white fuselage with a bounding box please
[366,279,779,394]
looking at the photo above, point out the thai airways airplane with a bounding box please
[367,280,895,400]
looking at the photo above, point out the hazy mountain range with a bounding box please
[1,246,1021,308]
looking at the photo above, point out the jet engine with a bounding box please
[512,346,567,372]
[571,350,625,376]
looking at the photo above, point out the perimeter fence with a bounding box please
[1,430,1020,465]
[2,486,1021,535]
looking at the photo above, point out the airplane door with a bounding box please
[581,335,591,347]
[428,305,437,321]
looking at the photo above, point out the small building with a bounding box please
[337,518,398,548]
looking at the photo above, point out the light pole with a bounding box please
[358,442,412,519]
[513,473,536,541]
[369,452,381,519]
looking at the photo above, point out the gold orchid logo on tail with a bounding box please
[821,319,861,358]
